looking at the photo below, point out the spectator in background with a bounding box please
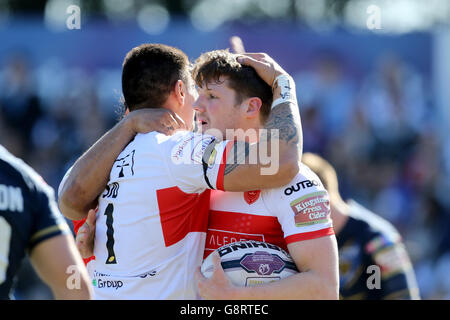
[294,50,356,154]
[0,53,42,158]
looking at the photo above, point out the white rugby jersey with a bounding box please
[204,162,335,259]
[90,131,232,300]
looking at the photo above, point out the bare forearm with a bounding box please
[59,119,135,219]
[231,271,338,300]
[264,78,303,160]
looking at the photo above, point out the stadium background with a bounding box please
[0,0,449,299]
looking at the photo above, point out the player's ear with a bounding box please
[244,97,262,119]
[173,80,186,107]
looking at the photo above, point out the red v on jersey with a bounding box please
[157,187,210,247]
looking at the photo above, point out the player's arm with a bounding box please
[370,239,421,300]
[196,170,339,299]
[30,182,93,299]
[197,235,339,300]
[220,53,302,191]
[74,209,96,260]
[29,233,93,299]
[58,108,185,220]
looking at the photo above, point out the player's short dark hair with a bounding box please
[121,43,191,111]
[192,50,273,123]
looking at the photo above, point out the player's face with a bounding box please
[179,77,198,131]
[194,77,244,139]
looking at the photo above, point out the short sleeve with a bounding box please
[263,163,334,245]
[164,132,234,193]
[29,181,71,252]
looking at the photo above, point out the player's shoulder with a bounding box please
[347,200,402,252]
[0,145,53,197]
[262,162,330,222]
[265,162,326,198]
[132,131,172,147]
[154,130,217,165]
[134,130,214,149]
[131,130,218,174]
[125,131,192,158]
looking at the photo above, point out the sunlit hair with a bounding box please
[192,49,272,123]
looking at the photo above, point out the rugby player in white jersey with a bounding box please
[69,43,339,300]
[192,50,338,299]
[58,44,304,299]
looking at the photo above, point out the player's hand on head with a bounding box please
[127,108,186,136]
[236,52,289,87]
[195,252,237,300]
[75,208,97,259]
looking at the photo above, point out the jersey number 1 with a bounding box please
[104,204,117,264]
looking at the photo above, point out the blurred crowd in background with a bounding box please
[296,51,450,299]
[1,0,449,300]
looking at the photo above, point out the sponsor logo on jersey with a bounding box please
[113,150,135,178]
[102,182,119,199]
[93,270,111,277]
[93,278,123,290]
[92,270,124,290]
[244,190,261,205]
[171,134,216,165]
[284,180,321,196]
[289,191,330,227]
[206,229,265,254]
[172,135,196,162]
[138,270,157,278]
[0,184,23,212]
[191,136,216,165]
[206,147,217,168]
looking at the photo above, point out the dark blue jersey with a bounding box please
[337,200,420,299]
[0,145,70,299]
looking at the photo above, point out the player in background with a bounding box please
[73,45,339,299]
[0,144,92,300]
[301,152,420,300]
[58,44,302,299]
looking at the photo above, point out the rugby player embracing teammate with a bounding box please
[191,50,338,299]
[58,43,316,299]
[68,44,339,300]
